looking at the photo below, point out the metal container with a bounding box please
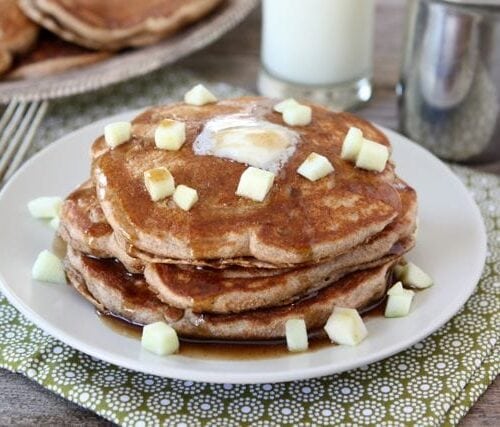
[398,0,500,163]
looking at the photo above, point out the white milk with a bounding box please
[261,0,374,86]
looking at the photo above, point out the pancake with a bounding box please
[7,31,110,79]
[65,246,395,340]
[59,183,414,315]
[59,177,415,312]
[0,0,39,55]
[92,98,404,266]
[59,180,143,273]
[20,0,223,50]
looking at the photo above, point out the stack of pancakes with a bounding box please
[60,96,417,340]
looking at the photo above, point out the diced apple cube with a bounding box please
[32,250,66,284]
[104,121,131,148]
[341,127,363,161]
[28,196,62,219]
[387,281,405,296]
[399,262,433,289]
[49,216,60,230]
[173,185,199,211]
[144,167,175,202]
[184,84,217,106]
[141,322,179,356]
[154,119,186,151]
[297,152,334,181]
[282,104,312,126]
[273,98,300,113]
[324,307,367,346]
[355,139,389,172]
[385,283,415,317]
[236,166,275,202]
[285,318,309,352]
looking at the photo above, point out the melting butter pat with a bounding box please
[236,166,275,202]
[193,116,299,173]
[398,262,433,289]
[285,318,309,352]
[28,196,62,219]
[282,104,312,126]
[184,84,217,106]
[355,139,389,172]
[273,98,300,113]
[32,250,66,284]
[173,185,199,211]
[155,119,186,150]
[324,307,367,346]
[144,167,175,202]
[141,322,179,356]
[385,282,415,317]
[341,127,363,161]
[104,121,131,148]
[297,152,334,181]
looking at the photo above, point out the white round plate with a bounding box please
[0,111,487,384]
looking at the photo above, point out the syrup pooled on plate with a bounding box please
[98,293,388,361]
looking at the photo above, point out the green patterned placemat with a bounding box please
[0,69,499,426]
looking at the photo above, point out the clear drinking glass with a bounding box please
[258,0,374,110]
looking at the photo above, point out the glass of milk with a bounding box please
[258,0,374,110]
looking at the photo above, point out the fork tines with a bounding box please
[0,100,48,183]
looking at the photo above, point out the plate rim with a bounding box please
[0,111,487,384]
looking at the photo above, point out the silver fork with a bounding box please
[0,100,48,183]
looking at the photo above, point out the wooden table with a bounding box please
[0,2,497,425]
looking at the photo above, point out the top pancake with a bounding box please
[92,97,404,266]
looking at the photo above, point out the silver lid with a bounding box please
[441,0,500,6]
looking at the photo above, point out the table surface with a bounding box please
[1,2,498,425]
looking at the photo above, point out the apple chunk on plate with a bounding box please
[324,307,367,346]
[28,196,62,219]
[141,322,179,356]
[285,319,308,352]
[398,262,433,289]
[385,282,415,318]
[32,250,66,285]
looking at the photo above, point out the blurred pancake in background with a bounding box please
[19,0,224,50]
[7,31,110,79]
[0,0,39,75]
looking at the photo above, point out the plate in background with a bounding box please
[0,0,258,103]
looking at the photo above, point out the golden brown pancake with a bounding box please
[92,98,403,266]
[59,178,415,313]
[20,0,223,50]
[65,246,395,340]
[59,180,143,273]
